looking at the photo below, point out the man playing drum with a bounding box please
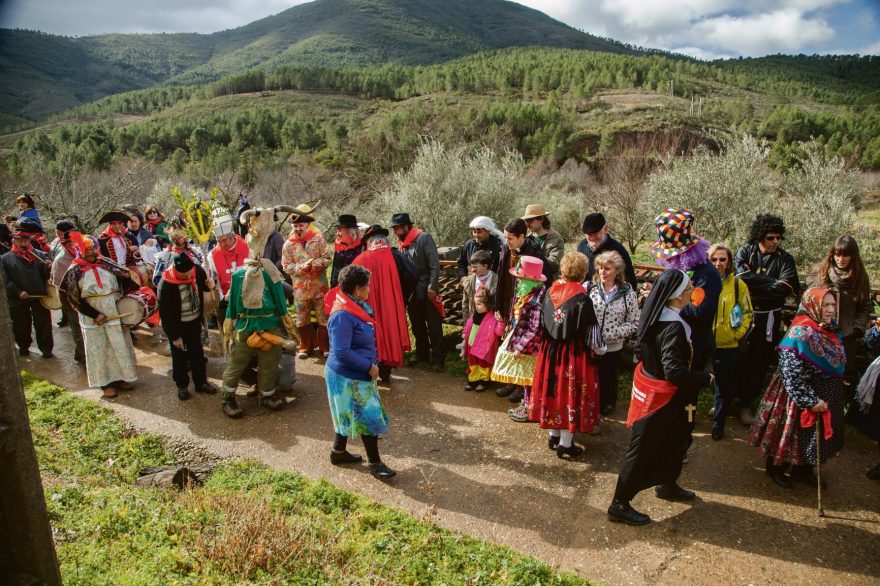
[1,220,53,358]
[61,232,139,398]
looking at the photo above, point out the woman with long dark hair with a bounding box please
[808,235,871,383]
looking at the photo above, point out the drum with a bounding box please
[39,283,62,310]
[117,287,158,325]
[129,264,155,288]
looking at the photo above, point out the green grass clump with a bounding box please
[25,372,590,585]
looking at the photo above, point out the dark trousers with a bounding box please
[407,297,444,365]
[712,347,740,429]
[736,311,780,408]
[62,305,85,362]
[11,298,53,354]
[598,350,623,410]
[169,319,207,389]
[217,298,228,329]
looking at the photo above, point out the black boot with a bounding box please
[259,392,284,411]
[548,435,560,450]
[654,483,696,501]
[765,458,792,488]
[556,443,584,459]
[221,392,243,418]
[369,462,396,480]
[791,464,827,489]
[330,450,363,465]
[607,499,650,525]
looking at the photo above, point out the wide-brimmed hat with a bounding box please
[509,255,546,282]
[363,224,389,242]
[99,210,131,224]
[334,214,359,228]
[521,204,550,220]
[389,212,413,227]
[650,208,702,259]
[582,212,606,234]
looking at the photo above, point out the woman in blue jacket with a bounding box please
[325,264,395,480]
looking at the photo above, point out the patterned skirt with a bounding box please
[749,370,843,466]
[528,337,600,433]
[490,330,538,386]
[325,366,389,438]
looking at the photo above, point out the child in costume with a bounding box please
[461,289,504,392]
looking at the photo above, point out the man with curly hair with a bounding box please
[734,214,800,426]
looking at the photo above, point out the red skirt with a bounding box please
[527,337,600,433]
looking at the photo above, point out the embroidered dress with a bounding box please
[491,287,545,386]
[528,281,602,433]
[78,266,138,388]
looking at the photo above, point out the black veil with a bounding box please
[636,269,689,344]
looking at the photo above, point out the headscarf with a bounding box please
[636,269,689,345]
[469,216,504,240]
[777,287,845,378]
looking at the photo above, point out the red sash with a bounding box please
[399,227,423,249]
[626,362,678,427]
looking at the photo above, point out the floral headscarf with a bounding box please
[777,287,845,378]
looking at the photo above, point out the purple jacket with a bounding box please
[462,311,505,363]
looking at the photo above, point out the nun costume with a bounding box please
[607,269,711,525]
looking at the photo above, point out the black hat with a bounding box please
[173,253,194,272]
[99,210,131,224]
[55,219,77,232]
[582,212,606,234]
[334,214,359,228]
[389,213,412,227]
[363,224,389,243]
[290,213,316,224]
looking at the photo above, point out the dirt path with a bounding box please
[25,327,880,585]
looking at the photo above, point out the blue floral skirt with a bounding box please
[325,366,389,437]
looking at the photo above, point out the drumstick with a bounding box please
[100,312,133,322]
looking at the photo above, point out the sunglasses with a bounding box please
[764,235,783,242]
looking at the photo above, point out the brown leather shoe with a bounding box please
[102,386,118,399]
[115,381,134,391]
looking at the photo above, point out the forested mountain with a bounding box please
[0,0,633,121]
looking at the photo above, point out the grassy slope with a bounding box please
[0,0,630,121]
[24,372,589,585]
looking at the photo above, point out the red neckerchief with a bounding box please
[289,229,316,244]
[145,216,163,232]
[330,291,375,325]
[399,227,423,249]
[72,257,103,288]
[102,225,125,243]
[61,240,77,257]
[334,233,361,252]
[11,243,37,264]
[161,266,196,286]
[549,279,584,308]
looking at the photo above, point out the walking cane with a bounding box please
[816,416,825,518]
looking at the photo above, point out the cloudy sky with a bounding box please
[0,0,877,59]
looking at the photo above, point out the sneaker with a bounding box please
[473,383,487,392]
[508,388,524,403]
[508,404,529,422]
[495,385,514,398]
[739,408,754,426]
[177,387,191,401]
[259,394,284,411]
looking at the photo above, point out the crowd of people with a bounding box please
[2,194,879,523]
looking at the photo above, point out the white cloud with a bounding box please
[686,9,836,54]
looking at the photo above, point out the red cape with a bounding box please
[353,246,411,367]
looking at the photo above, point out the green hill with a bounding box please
[0,0,634,121]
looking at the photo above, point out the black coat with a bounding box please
[1,250,49,307]
[393,249,419,303]
[641,321,712,393]
[577,235,638,289]
[679,261,722,369]
[734,244,799,311]
[158,265,209,342]
[495,237,547,318]
[456,234,503,278]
